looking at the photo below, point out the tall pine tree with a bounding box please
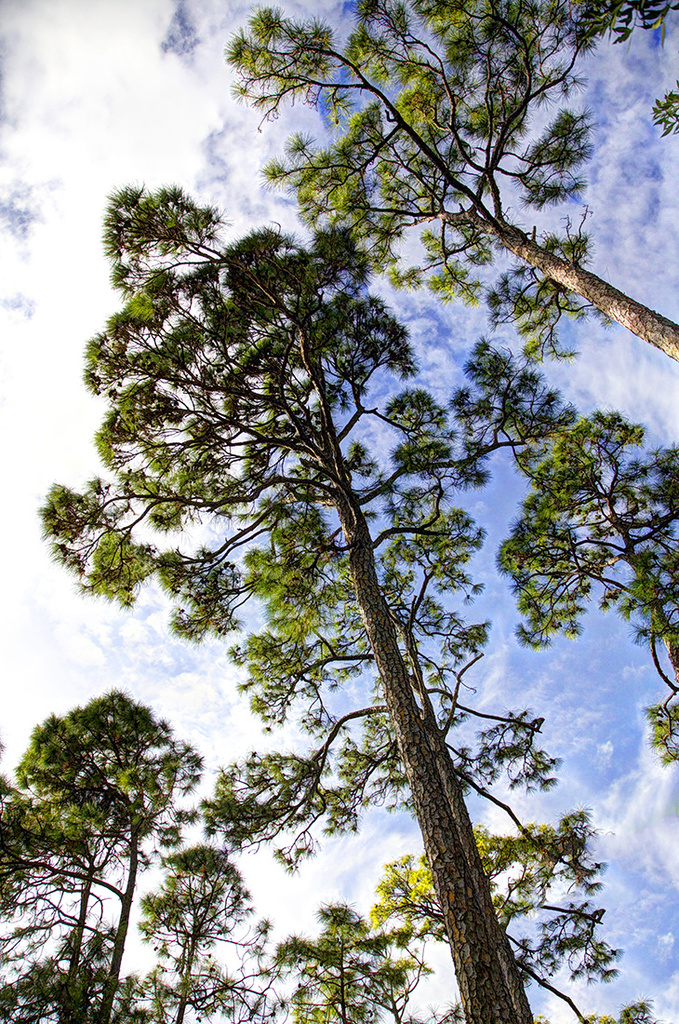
[139,844,269,1024]
[41,186,580,1024]
[227,0,679,361]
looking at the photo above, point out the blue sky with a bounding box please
[1,0,679,1019]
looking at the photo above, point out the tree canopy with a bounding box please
[140,844,269,1024]
[496,408,679,763]
[0,688,658,1024]
[227,0,679,361]
[273,902,431,1024]
[0,690,202,1023]
[4,0,677,1019]
[0,693,272,1024]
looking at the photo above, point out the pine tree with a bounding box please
[40,186,579,1024]
[227,0,679,361]
[273,902,431,1024]
[139,844,269,1024]
[0,691,202,1023]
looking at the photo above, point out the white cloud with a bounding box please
[53,621,108,668]
[658,932,675,961]
[597,740,614,767]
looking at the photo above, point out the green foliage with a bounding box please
[617,1002,658,1024]
[44,188,567,874]
[273,902,431,1024]
[0,692,202,1023]
[0,936,115,1024]
[370,809,620,1002]
[449,343,679,763]
[16,690,202,853]
[577,0,679,41]
[228,0,604,356]
[41,187,635,1023]
[139,845,270,1024]
[577,0,679,142]
[451,339,577,469]
[486,214,608,360]
[645,699,679,764]
[495,406,679,760]
[371,855,446,941]
[0,695,272,1023]
[653,81,679,136]
[103,184,223,295]
[579,1002,659,1024]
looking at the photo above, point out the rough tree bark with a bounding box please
[335,493,534,1024]
[453,210,679,361]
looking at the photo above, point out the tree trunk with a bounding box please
[100,832,139,1024]
[63,868,94,1022]
[335,495,533,1024]
[667,640,679,684]
[426,707,533,1018]
[461,210,679,362]
[175,932,198,1024]
[339,939,348,1024]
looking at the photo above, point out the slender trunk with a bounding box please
[339,940,348,1024]
[175,991,188,1024]
[176,994,188,1024]
[175,933,198,1024]
[100,833,139,1024]
[668,641,679,684]
[460,210,679,362]
[335,495,533,1024]
[62,868,95,1022]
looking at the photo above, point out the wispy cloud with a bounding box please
[162,0,200,58]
